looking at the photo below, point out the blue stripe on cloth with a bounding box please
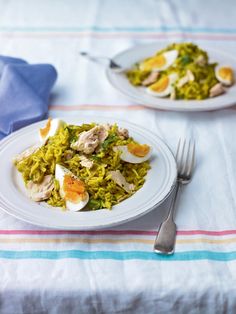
[1,250,236,261]
[0,26,236,34]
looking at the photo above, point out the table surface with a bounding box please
[1,0,236,313]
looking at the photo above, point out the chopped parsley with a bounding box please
[102,134,118,150]
[90,155,101,162]
[181,55,192,66]
[87,198,102,210]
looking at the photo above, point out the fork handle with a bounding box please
[154,182,180,254]
[80,52,125,73]
[154,218,177,254]
[80,52,111,65]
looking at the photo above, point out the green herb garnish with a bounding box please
[90,155,101,162]
[88,198,102,210]
[181,55,192,65]
[102,134,118,150]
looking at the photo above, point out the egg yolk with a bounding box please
[40,118,52,138]
[63,174,86,203]
[127,143,150,157]
[142,55,166,71]
[149,76,169,92]
[219,67,234,82]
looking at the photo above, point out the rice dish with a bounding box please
[14,120,151,211]
[126,43,234,100]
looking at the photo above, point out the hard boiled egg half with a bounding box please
[114,142,151,164]
[140,50,178,72]
[146,73,178,97]
[55,164,89,211]
[39,118,65,143]
[215,65,234,86]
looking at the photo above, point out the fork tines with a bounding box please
[176,139,195,180]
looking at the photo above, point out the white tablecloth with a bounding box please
[1,0,236,313]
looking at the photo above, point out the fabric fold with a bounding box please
[0,56,57,139]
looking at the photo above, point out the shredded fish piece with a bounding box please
[27,175,54,202]
[80,155,94,169]
[13,145,39,164]
[71,125,108,154]
[109,170,135,193]
[117,127,129,139]
[209,83,225,98]
[177,70,195,88]
[195,55,206,66]
[142,72,159,86]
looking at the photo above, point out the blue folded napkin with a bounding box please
[0,56,57,140]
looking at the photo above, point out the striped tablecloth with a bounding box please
[1,0,236,313]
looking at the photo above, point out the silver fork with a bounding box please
[154,139,195,255]
[79,52,126,73]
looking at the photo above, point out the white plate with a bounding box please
[0,116,176,230]
[106,42,236,111]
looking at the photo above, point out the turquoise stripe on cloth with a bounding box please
[1,26,236,34]
[1,250,236,261]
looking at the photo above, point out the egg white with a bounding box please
[140,50,178,72]
[55,164,89,211]
[39,119,65,144]
[146,73,178,97]
[215,65,234,86]
[113,146,151,164]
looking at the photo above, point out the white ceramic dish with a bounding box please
[106,42,236,111]
[0,116,177,230]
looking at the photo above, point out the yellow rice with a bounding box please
[15,123,151,210]
[126,42,218,100]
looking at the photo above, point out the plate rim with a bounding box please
[0,116,177,230]
[106,42,236,112]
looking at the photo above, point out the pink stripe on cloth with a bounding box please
[49,104,147,111]
[0,230,236,236]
